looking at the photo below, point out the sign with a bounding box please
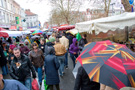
[15,17,19,24]
[129,0,134,5]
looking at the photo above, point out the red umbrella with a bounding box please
[0,28,6,31]
[0,32,9,38]
[58,25,75,31]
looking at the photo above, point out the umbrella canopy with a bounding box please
[76,40,135,90]
[46,32,52,35]
[32,30,43,35]
[31,35,40,39]
[0,32,9,38]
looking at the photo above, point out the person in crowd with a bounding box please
[45,37,56,56]
[78,34,88,51]
[0,46,8,76]
[2,42,9,59]
[74,66,100,90]
[29,43,44,86]
[8,45,16,65]
[54,38,66,77]
[35,38,40,45]
[59,33,69,69]
[25,36,31,44]
[67,33,73,48]
[39,38,46,53]
[7,37,12,44]
[24,39,32,50]
[10,48,36,90]
[100,84,115,90]
[16,36,20,44]
[69,38,79,67]
[19,42,30,55]
[44,46,60,90]
[0,74,29,90]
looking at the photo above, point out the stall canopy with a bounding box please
[0,31,23,37]
[58,25,75,31]
[0,27,6,31]
[75,12,135,34]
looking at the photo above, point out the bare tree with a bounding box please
[50,0,83,24]
[121,0,131,12]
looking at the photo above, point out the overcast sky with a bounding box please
[15,0,123,26]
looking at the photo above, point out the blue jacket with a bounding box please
[2,79,28,90]
[44,47,60,85]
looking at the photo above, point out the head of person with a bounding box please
[32,43,38,52]
[48,46,55,55]
[9,45,16,53]
[40,39,45,45]
[13,48,21,58]
[52,33,56,38]
[62,33,66,37]
[82,34,87,39]
[73,38,78,46]
[2,42,6,47]
[55,38,59,44]
[20,43,24,47]
[49,37,56,44]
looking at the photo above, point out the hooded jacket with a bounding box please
[69,38,79,54]
[45,42,55,56]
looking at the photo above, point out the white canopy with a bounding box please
[0,31,23,37]
[75,12,135,34]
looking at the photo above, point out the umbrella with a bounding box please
[31,35,40,39]
[76,40,135,90]
[32,30,43,35]
[0,32,9,38]
[46,32,52,35]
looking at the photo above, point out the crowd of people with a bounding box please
[0,31,103,90]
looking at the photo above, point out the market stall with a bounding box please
[0,31,23,37]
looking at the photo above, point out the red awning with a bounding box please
[0,32,9,38]
[58,25,75,31]
[0,27,6,31]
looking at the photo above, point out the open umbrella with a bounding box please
[32,30,43,35]
[77,40,135,90]
[0,32,9,38]
[31,35,40,39]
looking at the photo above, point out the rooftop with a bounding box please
[25,9,37,16]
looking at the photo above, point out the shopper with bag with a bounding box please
[44,47,60,90]
[10,48,36,90]
[29,43,44,87]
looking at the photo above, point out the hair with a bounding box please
[13,47,20,51]
[40,38,45,42]
[62,33,66,36]
[56,38,59,43]
[32,43,38,50]
[83,34,87,37]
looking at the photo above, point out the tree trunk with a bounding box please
[121,0,131,12]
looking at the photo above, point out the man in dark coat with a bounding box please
[44,47,60,90]
[74,66,100,90]
[10,48,36,90]
[78,34,88,51]
[66,33,73,49]
[0,46,7,75]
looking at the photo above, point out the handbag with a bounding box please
[32,79,39,90]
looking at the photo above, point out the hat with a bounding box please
[9,45,16,50]
[49,37,56,42]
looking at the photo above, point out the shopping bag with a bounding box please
[44,75,49,90]
[32,79,39,90]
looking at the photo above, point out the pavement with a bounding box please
[3,54,76,90]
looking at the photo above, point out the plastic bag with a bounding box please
[32,79,39,90]
[44,75,49,90]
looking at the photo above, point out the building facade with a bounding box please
[25,9,40,29]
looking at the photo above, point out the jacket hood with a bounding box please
[46,42,54,46]
[72,38,77,45]
[24,40,29,44]
[48,47,55,55]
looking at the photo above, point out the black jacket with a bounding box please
[0,46,7,67]
[10,54,36,81]
[74,66,100,90]
[39,44,45,53]
[78,38,87,51]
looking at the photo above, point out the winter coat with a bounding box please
[69,38,79,54]
[10,54,36,81]
[44,47,60,85]
[19,46,30,55]
[39,43,45,53]
[8,53,14,65]
[74,66,100,90]
[0,46,7,67]
[54,43,67,56]
[45,42,55,56]
[78,38,88,51]
[29,49,44,68]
